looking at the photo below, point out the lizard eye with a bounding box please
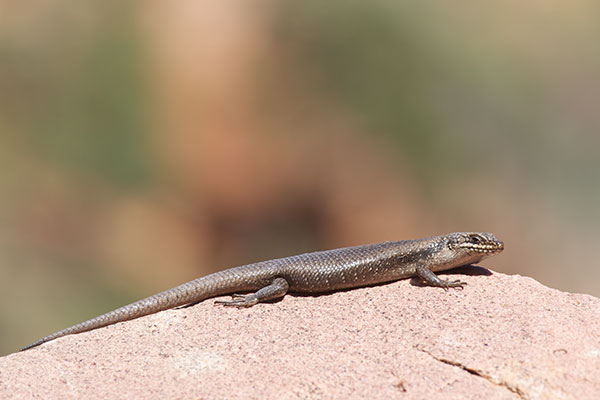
[469,234,482,244]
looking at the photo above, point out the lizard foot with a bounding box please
[214,294,259,307]
[440,279,467,289]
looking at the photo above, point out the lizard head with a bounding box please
[445,232,504,264]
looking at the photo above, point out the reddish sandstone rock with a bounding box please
[1,269,599,399]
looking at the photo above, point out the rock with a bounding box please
[1,268,599,399]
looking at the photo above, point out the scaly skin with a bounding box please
[21,232,503,351]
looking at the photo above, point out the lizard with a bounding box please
[21,231,503,351]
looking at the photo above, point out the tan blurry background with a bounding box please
[1,1,599,354]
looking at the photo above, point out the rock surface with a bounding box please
[1,268,599,399]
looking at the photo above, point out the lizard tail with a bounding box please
[20,265,271,351]
[20,283,201,351]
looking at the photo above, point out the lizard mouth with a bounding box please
[458,241,504,254]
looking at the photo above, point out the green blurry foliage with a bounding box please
[0,2,152,188]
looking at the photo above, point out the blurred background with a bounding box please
[1,1,599,354]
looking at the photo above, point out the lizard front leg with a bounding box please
[415,264,466,289]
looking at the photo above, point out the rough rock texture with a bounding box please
[1,268,599,399]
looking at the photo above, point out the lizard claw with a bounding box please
[444,279,467,289]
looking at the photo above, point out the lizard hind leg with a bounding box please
[215,277,290,308]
